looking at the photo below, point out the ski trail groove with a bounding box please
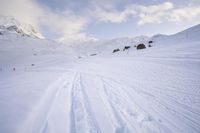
[100,78,153,133]
[40,72,77,133]
[102,77,193,133]
[19,73,72,133]
[70,73,100,133]
[98,77,131,133]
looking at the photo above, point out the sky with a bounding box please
[0,0,200,43]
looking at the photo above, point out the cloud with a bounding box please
[136,2,200,25]
[91,2,135,23]
[91,6,135,23]
[91,2,173,24]
[40,9,90,42]
[0,0,42,29]
[136,2,174,25]
[168,6,200,23]
[58,32,98,44]
[91,1,200,25]
[0,0,94,43]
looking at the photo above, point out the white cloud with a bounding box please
[91,3,136,23]
[0,0,94,43]
[168,6,200,23]
[136,2,174,25]
[58,32,98,44]
[91,2,200,26]
[0,0,42,30]
[91,6,135,23]
[91,2,173,24]
[40,9,90,42]
[136,2,200,25]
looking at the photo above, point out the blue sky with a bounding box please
[37,0,200,40]
[1,0,200,42]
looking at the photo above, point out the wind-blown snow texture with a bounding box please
[0,23,200,133]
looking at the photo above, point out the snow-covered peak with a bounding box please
[0,15,44,39]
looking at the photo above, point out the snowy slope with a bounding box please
[0,22,200,133]
[150,24,200,46]
[0,29,78,73]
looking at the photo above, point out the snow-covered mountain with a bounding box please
[0,15,44,39]
[0,16,77,70]
[69,24,200,57]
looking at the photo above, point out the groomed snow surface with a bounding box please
[0,24,200,133]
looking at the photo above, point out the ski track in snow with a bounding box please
[20,63,199,133]
[34,68,199,133]
[70,73,100,133]
[17,72,76,133]
[1,59,199,133]
[101,77,199,133]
